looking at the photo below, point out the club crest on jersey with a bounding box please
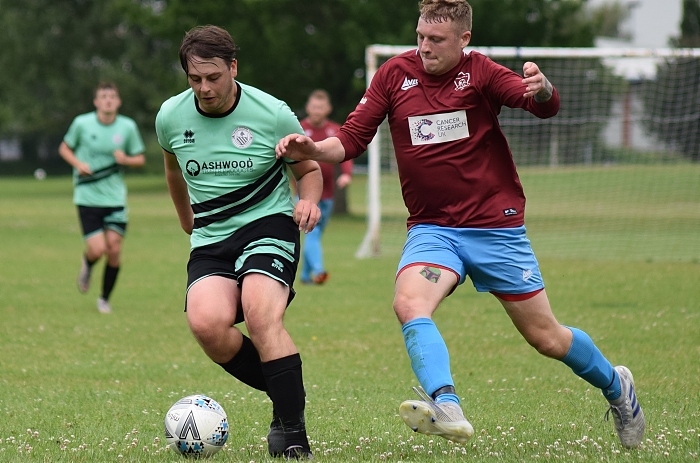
[231,126,253,149]
[454,72,470,91]
[112,133,124,145]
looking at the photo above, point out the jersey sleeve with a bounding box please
[63,117,81,149]
[480,54,559,118]
[336,61,392,160]
[155,107,174,153]
[276,101,304,164]
[125,119,146,156]
[340,159,353,175]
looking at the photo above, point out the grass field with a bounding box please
[357,164,700,263]
[0,172,699,462]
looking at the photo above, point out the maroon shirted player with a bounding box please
[337,49,558,229]
[276,0,645,450]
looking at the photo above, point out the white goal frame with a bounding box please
[355,45,700,259]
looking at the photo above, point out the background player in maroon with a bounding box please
[298,90,353,285]
[276,0,645,449]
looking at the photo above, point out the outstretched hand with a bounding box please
[275,134,316,161]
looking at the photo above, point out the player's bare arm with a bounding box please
[113,149,146,167]
[163,150,194,235]
[276,135,346,165]
[58,141,92,175]
[289,160,323,233]
[522,61,553,102]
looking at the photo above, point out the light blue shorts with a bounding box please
[397,224,544,296]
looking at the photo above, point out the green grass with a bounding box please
[355,164,700,262]
[0,174,699,462]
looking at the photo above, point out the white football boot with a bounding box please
[399,386,474,444]
[606,365,645,449]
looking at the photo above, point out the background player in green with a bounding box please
[59,81,146,314]
[155,25,322,459]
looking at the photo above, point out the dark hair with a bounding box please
[95,81,119,97]
[179,25,240,73]
[307,89,331,104]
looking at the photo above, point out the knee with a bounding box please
[187,316,222,348]
[245,312,282,340]
[531,337,561,359]
[527,328,571,359]
[106,242,121,259]
[393,294,423,324]
[87,244,107,259]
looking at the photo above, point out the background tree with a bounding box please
[0,0,606,177]
[675,0,700,47]
[643,0,700,162]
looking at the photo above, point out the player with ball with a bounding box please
[156,25,322,459]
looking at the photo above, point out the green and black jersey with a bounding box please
[63,112,145,207]
[155,82,304,250]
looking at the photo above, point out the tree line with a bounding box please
[0,0,698,174]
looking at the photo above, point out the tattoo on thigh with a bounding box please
[420,266,441,283]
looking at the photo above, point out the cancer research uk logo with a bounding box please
[410,119,435,142]
[408,110,469,146]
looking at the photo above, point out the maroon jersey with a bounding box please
[301,118,353,200]
[336,50,559,229]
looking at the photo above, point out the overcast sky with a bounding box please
[589,0,682,47]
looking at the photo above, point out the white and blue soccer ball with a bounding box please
[164,394,229,458]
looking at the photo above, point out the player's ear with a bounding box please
[230,59,238,79]
[460,30,471,48]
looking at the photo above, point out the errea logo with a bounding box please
[183,130,195,144]
[272,259,283,272]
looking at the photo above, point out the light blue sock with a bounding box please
[561,326,620,400]
[402,318,459,404]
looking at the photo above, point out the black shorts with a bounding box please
[185,214,300,323]
[77,206,127,239]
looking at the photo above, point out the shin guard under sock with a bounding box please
[402,318,459,404]
[217,335,268,391]
[261,353,308,449]
[101,264,120,300]
[561,326,620,400]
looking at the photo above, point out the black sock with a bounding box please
[85,254,98,267]
[217,335,268,391]
[101,264,120,300]
[261,353,308,448]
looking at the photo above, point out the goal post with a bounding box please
[355,45,700,262]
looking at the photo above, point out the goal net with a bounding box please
[355,45,700,263]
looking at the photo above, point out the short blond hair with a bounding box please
[419,0,472,32]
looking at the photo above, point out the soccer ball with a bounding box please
[164,394,229,458]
